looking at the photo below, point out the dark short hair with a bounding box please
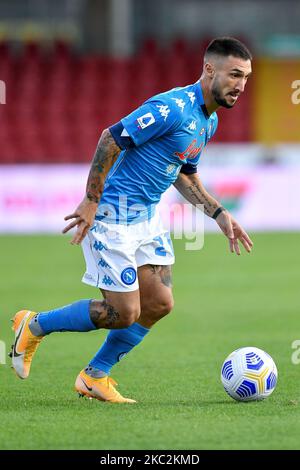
[204,37,252,61]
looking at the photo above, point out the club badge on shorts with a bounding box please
[121,267,137,285]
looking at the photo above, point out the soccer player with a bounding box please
[11,37,253,403]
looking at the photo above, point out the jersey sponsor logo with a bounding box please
[156,104,170,121]
[185,91,196,105]
[172,98,186,112]
[188,120,197,131]
[121,267,137,285]
[137,112,155,129]
[174,139,204,161]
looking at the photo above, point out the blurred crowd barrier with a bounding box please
[1,144,299,233]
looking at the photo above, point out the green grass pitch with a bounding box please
[0,233,300,450]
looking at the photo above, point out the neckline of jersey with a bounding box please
[195,81,210,120]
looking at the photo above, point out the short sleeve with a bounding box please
[121,97,182,147]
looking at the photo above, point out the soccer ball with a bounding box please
[221,347,278,402]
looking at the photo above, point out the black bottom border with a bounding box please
[0,449,299,464]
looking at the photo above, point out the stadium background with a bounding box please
[1,0,300,451]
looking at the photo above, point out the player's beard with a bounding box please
[211,78,235,109]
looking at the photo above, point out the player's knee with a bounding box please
[149,294,174,320]
[159,295,174,317]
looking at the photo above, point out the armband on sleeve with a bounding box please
[180,163,198,175]
[109,121,135,150]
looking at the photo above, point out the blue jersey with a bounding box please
[98,81,218,224]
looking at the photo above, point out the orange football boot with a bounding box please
[75,369,136,404]
[10,310,44,379]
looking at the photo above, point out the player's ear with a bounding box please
[204,61,215,79]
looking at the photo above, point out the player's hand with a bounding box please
[215,210,253,255]
[62,196,98,245]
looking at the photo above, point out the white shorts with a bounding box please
[81,211,175,292]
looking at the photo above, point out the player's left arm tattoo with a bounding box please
[86,129,121,204]
[173,172,221,217]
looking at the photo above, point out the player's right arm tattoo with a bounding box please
[86,129,121,204]
[173,172,221,217]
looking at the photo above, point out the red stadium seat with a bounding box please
[0,38,252,164]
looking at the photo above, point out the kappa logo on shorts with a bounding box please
[93,240,108,252]
[121,267,137,286]
[102,275,116,286]
[90,224,108,234]
[98,258,111,269]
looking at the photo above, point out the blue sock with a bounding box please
[89,322,150,374]
[35,299,96,335]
